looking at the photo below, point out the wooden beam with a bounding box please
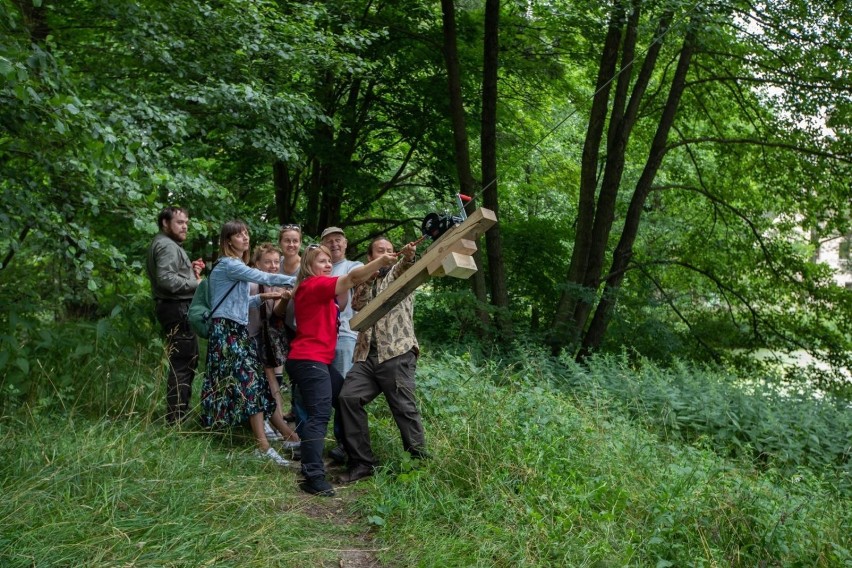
[427,238,477,276]
[350,208,497,331]
[440,252,478,279]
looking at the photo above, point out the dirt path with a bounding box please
[282,462,386,568]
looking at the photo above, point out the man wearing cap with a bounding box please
[320,226,364,377]
[146,206,205,424]
[320,225,363,464]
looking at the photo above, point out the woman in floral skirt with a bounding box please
[200,220,296,466]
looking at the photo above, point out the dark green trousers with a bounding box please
[338,348,426,466]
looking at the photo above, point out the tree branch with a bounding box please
[652,182,784,279]
[0,224,31,272]
[634,263,722,362]
[636,258,763,342]
[667,138,851,163]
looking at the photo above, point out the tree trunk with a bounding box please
[569,2,641,338]
[440,0,478,197]
[481,0,511,336]
[571,5,674,335]
[550,4,626,354]
[440,0,489,323]
[15,0,49,43]
[305,156,323,236]
[273,160,296,224]
[579,18,699,359]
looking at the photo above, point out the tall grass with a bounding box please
[0,321,366,567]
[359,350,851,566]
[2,325,849,566]
[0,410,374,566]
[558,352,852,493]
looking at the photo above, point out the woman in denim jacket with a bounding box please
[200,220,296,467]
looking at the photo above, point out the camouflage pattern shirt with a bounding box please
[351,257,419,364]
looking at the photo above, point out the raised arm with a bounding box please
[223,260,295,288]
[335,253,397,296]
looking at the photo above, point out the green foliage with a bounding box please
[413,283,492,344]
[0,0,376,314]
[1,324,849,566]
[0,308,159,415]
[361,349,850,566]
[3,0,849,365]
[558,353,852,494]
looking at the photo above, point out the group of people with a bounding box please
[146,206,428,496]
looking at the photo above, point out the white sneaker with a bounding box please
[281,440,301,450]
[254,447,292,467]
[264,420,283,442]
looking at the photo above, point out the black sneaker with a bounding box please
[299,476,335,496]
[409,449,432,461]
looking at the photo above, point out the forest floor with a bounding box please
[4,350,849,566]
[292,459,384,568]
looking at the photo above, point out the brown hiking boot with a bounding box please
[337,463,374,484]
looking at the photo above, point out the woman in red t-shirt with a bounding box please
[286,243,397,496]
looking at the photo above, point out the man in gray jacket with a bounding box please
[146,206,204,423]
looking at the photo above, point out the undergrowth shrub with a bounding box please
[557,353,851,493]
[1,309,168,419]
[361,351,850,567]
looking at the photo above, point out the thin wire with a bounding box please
[466,0,706,205]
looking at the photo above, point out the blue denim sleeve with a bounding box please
[222,259,295,288]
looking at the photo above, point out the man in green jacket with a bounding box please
[146,206,204,423]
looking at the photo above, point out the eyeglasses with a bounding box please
[306,244,321,251]
[280,224,301,231]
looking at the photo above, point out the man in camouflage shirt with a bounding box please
[337,236,427,483]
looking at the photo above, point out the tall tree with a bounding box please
[1,0,358,307]
[481,0,511,335]
[578,12,698,357]
[440,0,489,320]
[547,0,851,361]
[269,0,456,251]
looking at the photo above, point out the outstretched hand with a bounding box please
[258,288,293,301]
[375,252,398,267]
[399,235,425,262]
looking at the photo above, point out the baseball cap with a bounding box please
[320,226,345,240]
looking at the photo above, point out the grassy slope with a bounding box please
[365,353,850,566]
[0,415,363,566]
[1,348,849,567]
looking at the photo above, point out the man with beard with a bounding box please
[146,206,205,424]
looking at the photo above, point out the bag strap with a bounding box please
[207,260,240,318]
